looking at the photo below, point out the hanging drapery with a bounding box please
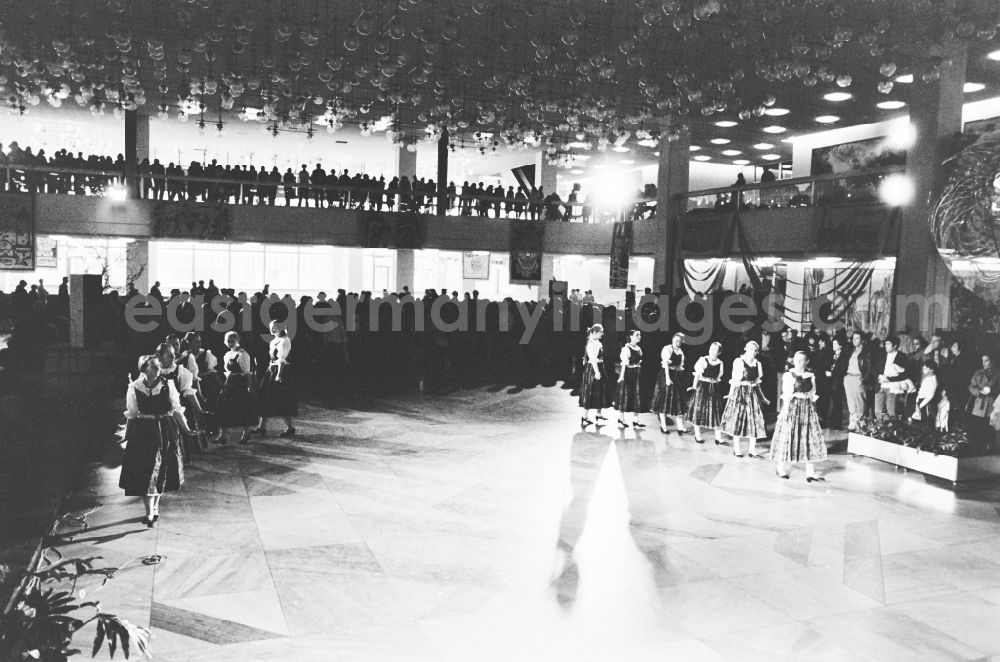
[683,259,728,295]
[0,192,35,270]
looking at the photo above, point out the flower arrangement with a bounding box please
[855,417,988,458]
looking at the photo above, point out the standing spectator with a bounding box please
[297,164,310,207]
[874,335,909,419]
[967,354,1000,443]
[828,337,849,430]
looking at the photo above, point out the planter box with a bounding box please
[848,433,1000,483]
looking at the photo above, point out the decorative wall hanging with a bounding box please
[0,193,35,270]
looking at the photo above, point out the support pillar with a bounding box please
[396,145,417,180]
[124,111,149,199]
[892,46,966,335]
[126,238,149,295]
[537,253,555,302]
[654,122,690,295]
[437,128,449,216]
[396,248,415,295]
[535,152,557,196]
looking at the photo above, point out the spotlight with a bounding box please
[879,173,915,206]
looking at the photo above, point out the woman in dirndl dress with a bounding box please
[689,341,725,444]
[652,333,688,434]
[579,324,609,427]
[771,351,828,481]
[217,331,256,445]
[120,355,196,527]
[254,320,297,437]
[615,330,645,429]
[720,340,768,457]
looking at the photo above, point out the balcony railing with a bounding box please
[0,163,653,223]
[680,165,906,213]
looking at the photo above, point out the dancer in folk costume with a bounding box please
[579,324,610,427]
[119,355,197,527]
[615,330,645,429]
[688,341,725,444]
[720,340,769,457]
[771,351,828,481]
[254,320,298,437]
[217,331,256,445]
[155,342,206,457]
[652,333,688,434]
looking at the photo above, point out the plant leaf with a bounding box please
[92,617,107,657]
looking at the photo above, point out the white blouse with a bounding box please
[661,345,685,370]
[159,363,197,397]
[223,348,252,375]
[693,356,723,380]
[730,357,761,385]
[125,378,183,419]
[270,336,292,365]
[585,339,602,364]
[183,349,218,383]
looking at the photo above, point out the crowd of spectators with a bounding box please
[0,142,653,222]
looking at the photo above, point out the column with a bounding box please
[892,46,966,335]
[396,248,415,294]
[653,121,690,294]
[437,128,449,215]
[535,151,557,195]
[126,238,150,294]
[396,145,417,180]
[537,253,555,301]
[124,111,149,199]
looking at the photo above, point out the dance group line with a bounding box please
[118,322,298,526]
[577,325,828,482]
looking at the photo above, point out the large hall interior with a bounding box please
[3,1,1000,660]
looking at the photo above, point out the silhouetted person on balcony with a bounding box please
[311,163,326,208]
[732,173,746,209]
[283,168,296,206]
[150,159,165,200]
[297,165,309,207]
[760,166,776,183]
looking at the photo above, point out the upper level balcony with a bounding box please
[2,162,903,260]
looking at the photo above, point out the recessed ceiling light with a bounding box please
[693,155,711,161]
[762,154,781,160]
[764,108,790,116]
[823,92,853,102]
[877,100,906,110]
[710,138,731,145]
[612,146,630,152]
[815,115,840,124]
[689,145,701,151]
[762,126,787,133]
[895,74,913,83]
[721,149,742,156]
[964,82,986,93]
[732,159,750,165]
[989,49,1000,61]
[753,142,775,150]
[714,120,738,127]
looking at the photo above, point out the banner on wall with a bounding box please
[154,202,231,240]
[35,235,57,268]
[0,193,35,270]
[609,221,633,288]
[509,220,545,283]
[358,211,426,249]
[462,252,491,280]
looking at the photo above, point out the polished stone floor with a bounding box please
[50,385,1000,661]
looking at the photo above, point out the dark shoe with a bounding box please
[581,417,594,428]
[633,422,646,429]
[618,420,630,429]
[806,476,827,483]
[659,426,669,433]
[775,470,790,479]
[144,517,155,528]
[695,437,705,444]
[595,414,607,421]
[279,427,296,438]
[748,453,765,459]
[714,439,723,445]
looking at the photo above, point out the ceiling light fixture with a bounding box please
[764,108,790,116]
[815,115,839,123]
[823,92,853,101]
[689,145,701,151]
[714,120,738,127]
[761,154,781,160]
[964,82,986,93]
[693,155,711,161]
[710,138,731,145]
[721,149,742,156]
[876,100,906,110]
[732,159,750,165]
[989,49,1000,61]
[753,142,775,150]
[762,125,787,133]
[895,74,914,83]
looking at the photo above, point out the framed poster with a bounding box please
[36,235,58,268]
[0,193,35,270]
[463,252,491,279]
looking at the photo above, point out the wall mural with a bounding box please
[810,135,907,176]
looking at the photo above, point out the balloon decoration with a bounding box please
[0,0,998,158]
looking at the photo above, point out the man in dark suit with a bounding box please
[874,335,909,419]
[828,336,850,430]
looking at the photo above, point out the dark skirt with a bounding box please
[771,397,828,463]
[720,384,767,438]
[578,362,610,409]
[119,416,185,496]
[257,364,298,417]
[615,366,642,412]
[651,369,688,416]
[218,373,256,427]
[689,379,724,428]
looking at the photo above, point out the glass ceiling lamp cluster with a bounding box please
[0,0,997,159]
